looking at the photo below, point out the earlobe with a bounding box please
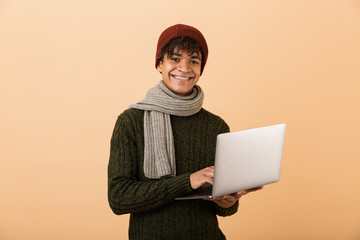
[157,62,163,73]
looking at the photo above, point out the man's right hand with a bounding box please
[190,166,214,189]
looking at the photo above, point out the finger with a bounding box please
[204,167,214,176]
[234,186,263,196]
[212,195,236,202]
[232,191,247,198]
[206,176,213,186]
[224,195,237,202]
[202,170,214,181]
[205,170,214,177]
[212,197,236,206]
[246,186,264,192]
[202,166,214,171]
[204,196,223,201]
[200,175,213,187]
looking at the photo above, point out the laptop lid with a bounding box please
[175,123,286,200]
[211,123,286,197]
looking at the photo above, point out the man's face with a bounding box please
[157,48,202,96]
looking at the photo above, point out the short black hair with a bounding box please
[159,37,203,65]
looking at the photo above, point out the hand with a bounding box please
[205,186,264,208]
[190,166,214,189]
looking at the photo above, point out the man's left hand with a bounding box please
[204,186,263,208]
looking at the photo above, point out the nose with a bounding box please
[178,59,190,73]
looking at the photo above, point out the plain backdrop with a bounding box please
[1,0,360,239]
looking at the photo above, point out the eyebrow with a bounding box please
[171,52,201,60]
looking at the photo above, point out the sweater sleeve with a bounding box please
[215,200,239,217]
[107,114,194,215]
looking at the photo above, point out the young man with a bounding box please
[108,24,261,240]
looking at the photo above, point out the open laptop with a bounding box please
[175,123,286,200]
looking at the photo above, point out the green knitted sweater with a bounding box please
[108,108,239,240]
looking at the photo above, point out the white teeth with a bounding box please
[174,76,190,80]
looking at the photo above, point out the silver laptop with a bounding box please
[175,123,286,200]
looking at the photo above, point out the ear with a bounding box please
[157,61,163,74]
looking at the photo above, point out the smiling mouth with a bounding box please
[171,75,194,80]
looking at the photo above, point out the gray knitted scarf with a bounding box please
[130,81,204,179]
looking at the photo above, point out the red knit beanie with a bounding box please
[155,24,208,75]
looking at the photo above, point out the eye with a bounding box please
[171,57,180,62]
[190,60,200,64]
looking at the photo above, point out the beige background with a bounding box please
[1,0,360,239]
